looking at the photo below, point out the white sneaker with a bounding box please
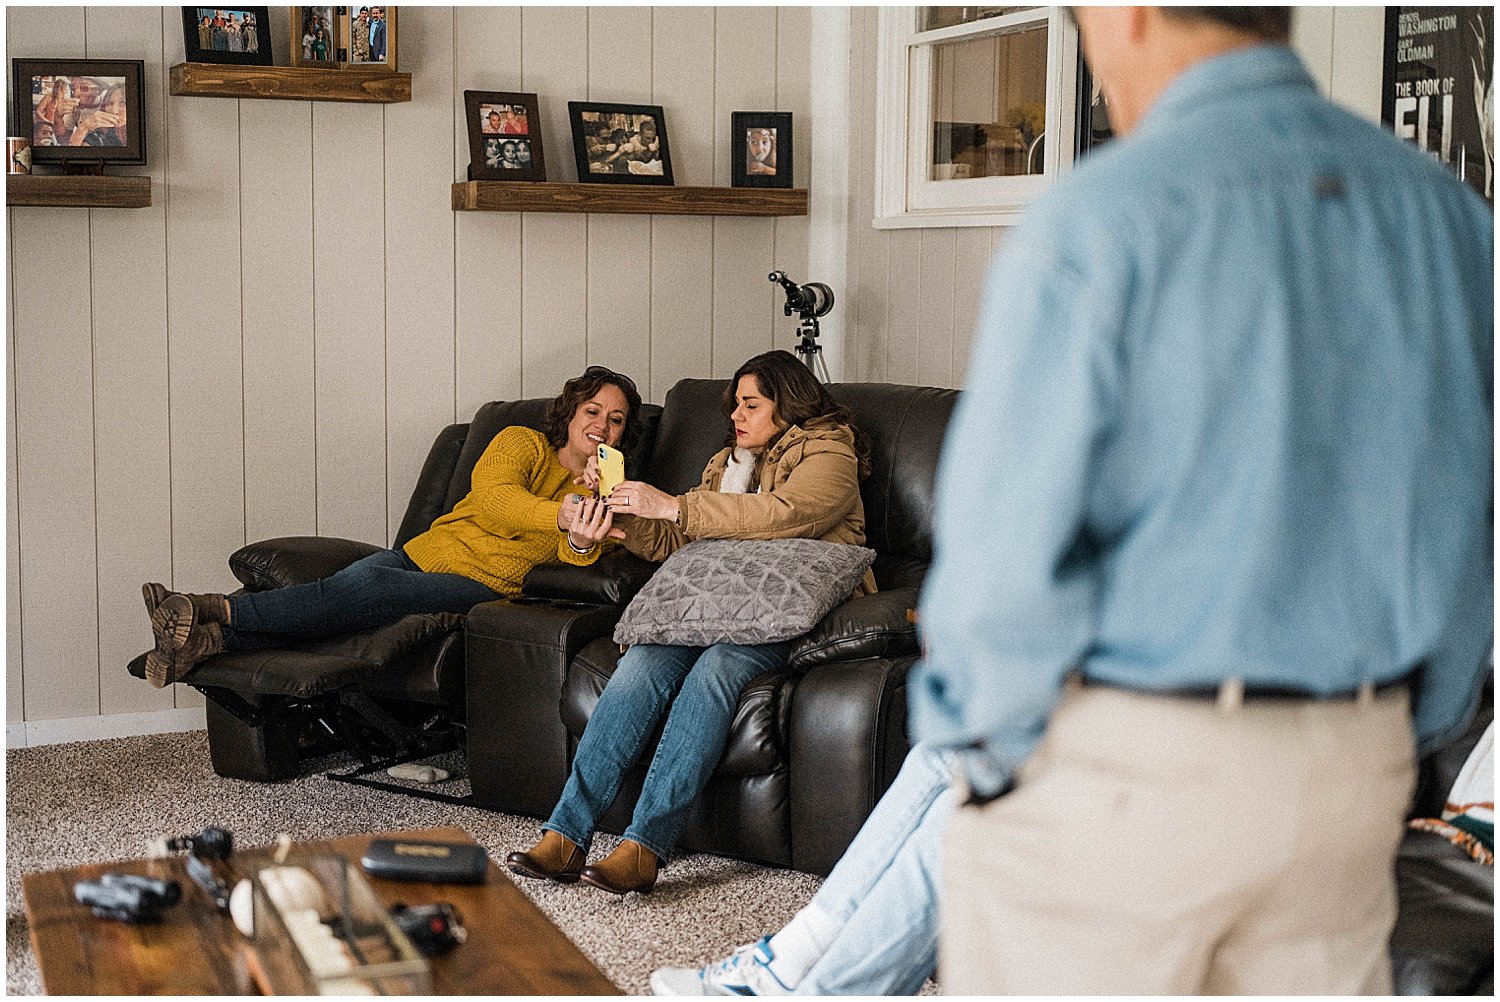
[650,937,794,996]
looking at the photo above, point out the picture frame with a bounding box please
[13,59,148,167]
[291,6,339,68]
[340,6,397,70]
[464,91,545,181]
[731,111,793,188]
[181,7,273,65]
[1381,6,1494,203]
[568,101,674,185]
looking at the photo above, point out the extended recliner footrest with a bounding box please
[126,613,469,784]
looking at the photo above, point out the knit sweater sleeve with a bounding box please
[464,427,566,535]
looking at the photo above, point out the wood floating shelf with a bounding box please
[170,62,411,104]
[451,181,808,217]
[6,174,151,208]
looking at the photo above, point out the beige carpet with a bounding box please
[5,730,826,995]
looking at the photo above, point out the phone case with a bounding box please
[597,444,626,497]
[359,839,489,884]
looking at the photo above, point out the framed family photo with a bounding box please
[341,6,396,70]
[568,102,673,185]
[291,6,338,68]
[731,111,793,188]
[465,90,544,181]
[13,58,148,166]
[181,7,272,65]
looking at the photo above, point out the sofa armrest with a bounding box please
[787,653,917,875]
[464,597,624,817]
[788,588,919,670]
[229,536,383,591]
[521,548,659,606]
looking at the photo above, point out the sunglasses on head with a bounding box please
[584,365,638,395]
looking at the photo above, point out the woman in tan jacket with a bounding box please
[507,350,873,895]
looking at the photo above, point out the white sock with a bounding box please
[764,904,841,989]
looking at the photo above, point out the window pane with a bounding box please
[922,7,1032,31]
[926,23,1049,180]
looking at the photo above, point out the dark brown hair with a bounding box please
[542,367,644,453]
[1164,7,1291,41]
[721,350,871,479]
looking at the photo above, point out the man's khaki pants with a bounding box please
[940,681,1415,995]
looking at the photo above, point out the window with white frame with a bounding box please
[874,6,1082,228]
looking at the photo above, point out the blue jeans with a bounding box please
[223,548,498,650]
[799,742,957,996]
[543,640,792,862]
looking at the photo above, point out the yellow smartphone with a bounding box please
[596,444,626,498]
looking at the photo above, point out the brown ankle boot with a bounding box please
[580,839,659,895]
[505,831,585,883]
[142,583,227,625]
[145,595,224,687]
[142,619,223,687]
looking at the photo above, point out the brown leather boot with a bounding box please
[145,594,224,687]
[505,831,585,883]
[143,619,224,688]
[142,583,227,625]
[580,839,659,895]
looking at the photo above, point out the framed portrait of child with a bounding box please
[732,111,792,189]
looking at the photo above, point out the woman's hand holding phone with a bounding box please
[567,494,624,550]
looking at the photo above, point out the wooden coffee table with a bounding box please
[21,825,619,995]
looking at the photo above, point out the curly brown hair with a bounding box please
[720,350,871,479]
[542,366,644,454]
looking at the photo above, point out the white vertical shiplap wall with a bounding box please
[6,5,811,733]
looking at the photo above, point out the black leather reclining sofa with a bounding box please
[131,378,955,876]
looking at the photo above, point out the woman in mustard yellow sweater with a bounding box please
[140,367,642,687]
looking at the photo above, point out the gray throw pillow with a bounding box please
[613,538,876,647]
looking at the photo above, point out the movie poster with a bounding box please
[1382,7,1494,203]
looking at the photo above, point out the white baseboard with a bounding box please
[7,706,207,749]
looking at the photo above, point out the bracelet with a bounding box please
[567,536,596,555]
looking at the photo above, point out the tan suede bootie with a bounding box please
[580,838,660,895]
[505,831,585,883]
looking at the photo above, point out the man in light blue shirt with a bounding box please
[910,7,1492,995]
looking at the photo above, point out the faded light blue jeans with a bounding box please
[543,640,792,863]
[798,741,957,996]
[223,548,498,650]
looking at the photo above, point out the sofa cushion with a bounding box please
[643,379,732,495]
[829,384,958,589]
[563,637,792,778]
[613,539,875,647]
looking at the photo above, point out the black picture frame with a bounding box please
[465,91,545,181]
[13,59,148,167]
[181,7,273,65]
[1381,6,1494,204]
[568,101,674,185]
[731,111,793,189]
